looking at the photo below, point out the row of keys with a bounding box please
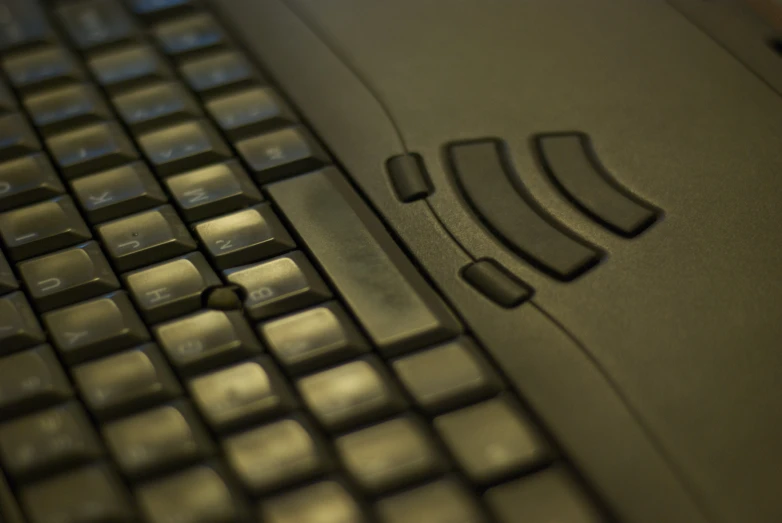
[0,332,543,490]
[17,460,600,523]
[0,1,194,55]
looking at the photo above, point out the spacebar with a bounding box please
[268,167,462,356]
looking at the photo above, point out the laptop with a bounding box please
[0,0,778,522]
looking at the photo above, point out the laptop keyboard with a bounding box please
[0,1,608,522]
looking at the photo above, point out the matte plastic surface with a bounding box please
[211,1,782,521]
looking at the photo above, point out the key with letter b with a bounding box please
[225,252,331,320]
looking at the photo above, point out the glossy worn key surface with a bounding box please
[0,154,64,212]
[179,50,258,95]
[260,302,369,375]
[225,251,331,320]
[377,479,486,523]
[189,358,293,433]
[46,121,138,179]
[260,481,366,523]
[44,291,150,364]
[195,203,295,269]
[137,464,242,523]
[3,47,84,93]
[207,86,296,140]
[18,241,119,312]
[24,84,111,136]
[236,126,327,184]
[98,205,196,272]
[113,81,201,132]
[435,396,552,485]
[124,252,221,323]
[20,464,134,523]
[0,292,46,354]
[0,113,40,161]
[268,168,462,356]
[154,12,225,57]
[89,43,171,93]
[0,196,91,261]
[155,309,262,375]
[57,0,137,51]
[392,337,502,414]
[138,119,231,176]
[224,417,327,494]
[165,160,262,222]
[0,403,103,481]
[0,345,72,420]
[73,343,181,420]
[71,162,167,223]
[337,416,446,494]
[103,400,212,479]
[297,357,406,432]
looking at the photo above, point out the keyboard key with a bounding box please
[236,126,327,184]
[154,13,225,57]
[57,0,136,51]
[0,248,16,293]
[297,358,406,432]
[19,242,119,312]
[98,205,196,272]
[44,291,150,364]
[3,47,84,94]
[225,251,331,320]
[377,479,485,523]
[24,84,110,136]
[268,168,463,355]
[434,397,552,485]
[20,464,134,523]
[260,302,369,375]
[0,1,55,53]
[0,154,64,212]
[195,204,295,269]
[485,467,604,523]
[337,417,446,495]
[113,81,201,132]
[90,44,172,93]
[0,345,72,420]
[0,403,102,481]
[260,481,365,523]
[0,113,39,161]
[137,464,243,523]
[138,119,231,176]
[72,162,167,224]
[180,50,258,96]
[207,87,296,140]
[0,292,45,354]
[165,160,262,222]
[189,358,293,433]
[155,309,261,375]
[73,343,181,420]
[224,417,327,494]
[0,196,91,260]
[47,121,138,179]
[392,338,502,414]
[104,401,212,479]
[124,252,221,323]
